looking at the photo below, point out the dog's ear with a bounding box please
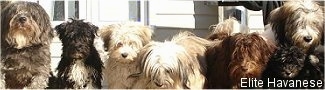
[99,25,114,51]
[269,7,282,25]
[54,23,67,36]
[139,26,153,45]
[90,24,99,36]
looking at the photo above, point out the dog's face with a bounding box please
[225,33,276,85]
[6,11,41,49]
[55,19,98,59]
[100,22,152,63]
[270,0,324,53]
[271,46,306,78]
[1,2,53,49]
[138,42,190,89]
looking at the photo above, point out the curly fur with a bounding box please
[207,17,247,41]
[132,31,209,89]
[263,0,324,53]
[262,45,323,89]
[55,18,103,89]
[262,46,306,80]
[0,1,54,89]
[100,22,152,88]
[206,33,276,89]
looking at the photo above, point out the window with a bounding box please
[37,0,147,27]
[52,1,79,21]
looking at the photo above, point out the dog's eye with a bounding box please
[166,69,172,74]
[117,42,123,47]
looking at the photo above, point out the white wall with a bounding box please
[148,1,219,41]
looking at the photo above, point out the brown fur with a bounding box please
[206,33,276,89]
[266,0,324,53]
[100,22,152,88]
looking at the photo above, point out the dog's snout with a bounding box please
[19,16,27,23]
[121,53,128,58]
[303,36,312,42]
[154,82,163,87]
[285,71,292,76]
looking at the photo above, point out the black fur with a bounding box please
[1,1,54,89]
[262,45,324,89]
[55,18,103,89]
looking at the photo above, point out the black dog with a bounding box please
[1,1,54,89]
[262,45,324,89]
[55,18,103,89]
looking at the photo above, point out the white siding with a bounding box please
[247,10,264,33]
[148,1,219,41]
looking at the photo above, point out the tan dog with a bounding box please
[100,22,152,88]
[132,31,209,89]
[207,17,248,41]
[262,0,324,53]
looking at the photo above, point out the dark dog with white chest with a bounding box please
[55,18,103,89]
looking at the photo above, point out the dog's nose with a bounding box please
[19,16,27,23]
[285,72,292,76]
[121,53,128,58]
[154,82,163,87]
[303,36,312,42]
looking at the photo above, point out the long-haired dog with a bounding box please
[262,0,324,53]
[262,46,306,83]
[207,17,248,41]
[55,18,103,89]
[206,33,276,89]
[100,22,152,88]
[1,1,54,89]
[262,45,324,88]
[132,31,209,89]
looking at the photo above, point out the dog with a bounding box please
[100,22,153,88]
[207,17,248,41]
[132,31,209,89]
[55,18,103,89]
[206,33,276,89]
[262,45,306,82]
[262,0,324,53]
[261,45,324,89]
[1,1,54,89]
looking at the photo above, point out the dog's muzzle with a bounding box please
[121,52,128,58]
[303,36,312,42]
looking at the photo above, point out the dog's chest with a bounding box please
[68,60,94,88]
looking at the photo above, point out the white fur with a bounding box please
[67,60,94,89]
[260,24,277,45]
[133,40,206,89]
[13,34,28,49]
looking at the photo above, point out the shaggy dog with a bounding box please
[132,31,209,89]
[262,46,306,81]
[100,22,152,88]
[262,45,323,89]
[207,17,248,41]
[0,1,54,89]
[262,0,324,53]
[206,33,276,89]
[55,19,103,89]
